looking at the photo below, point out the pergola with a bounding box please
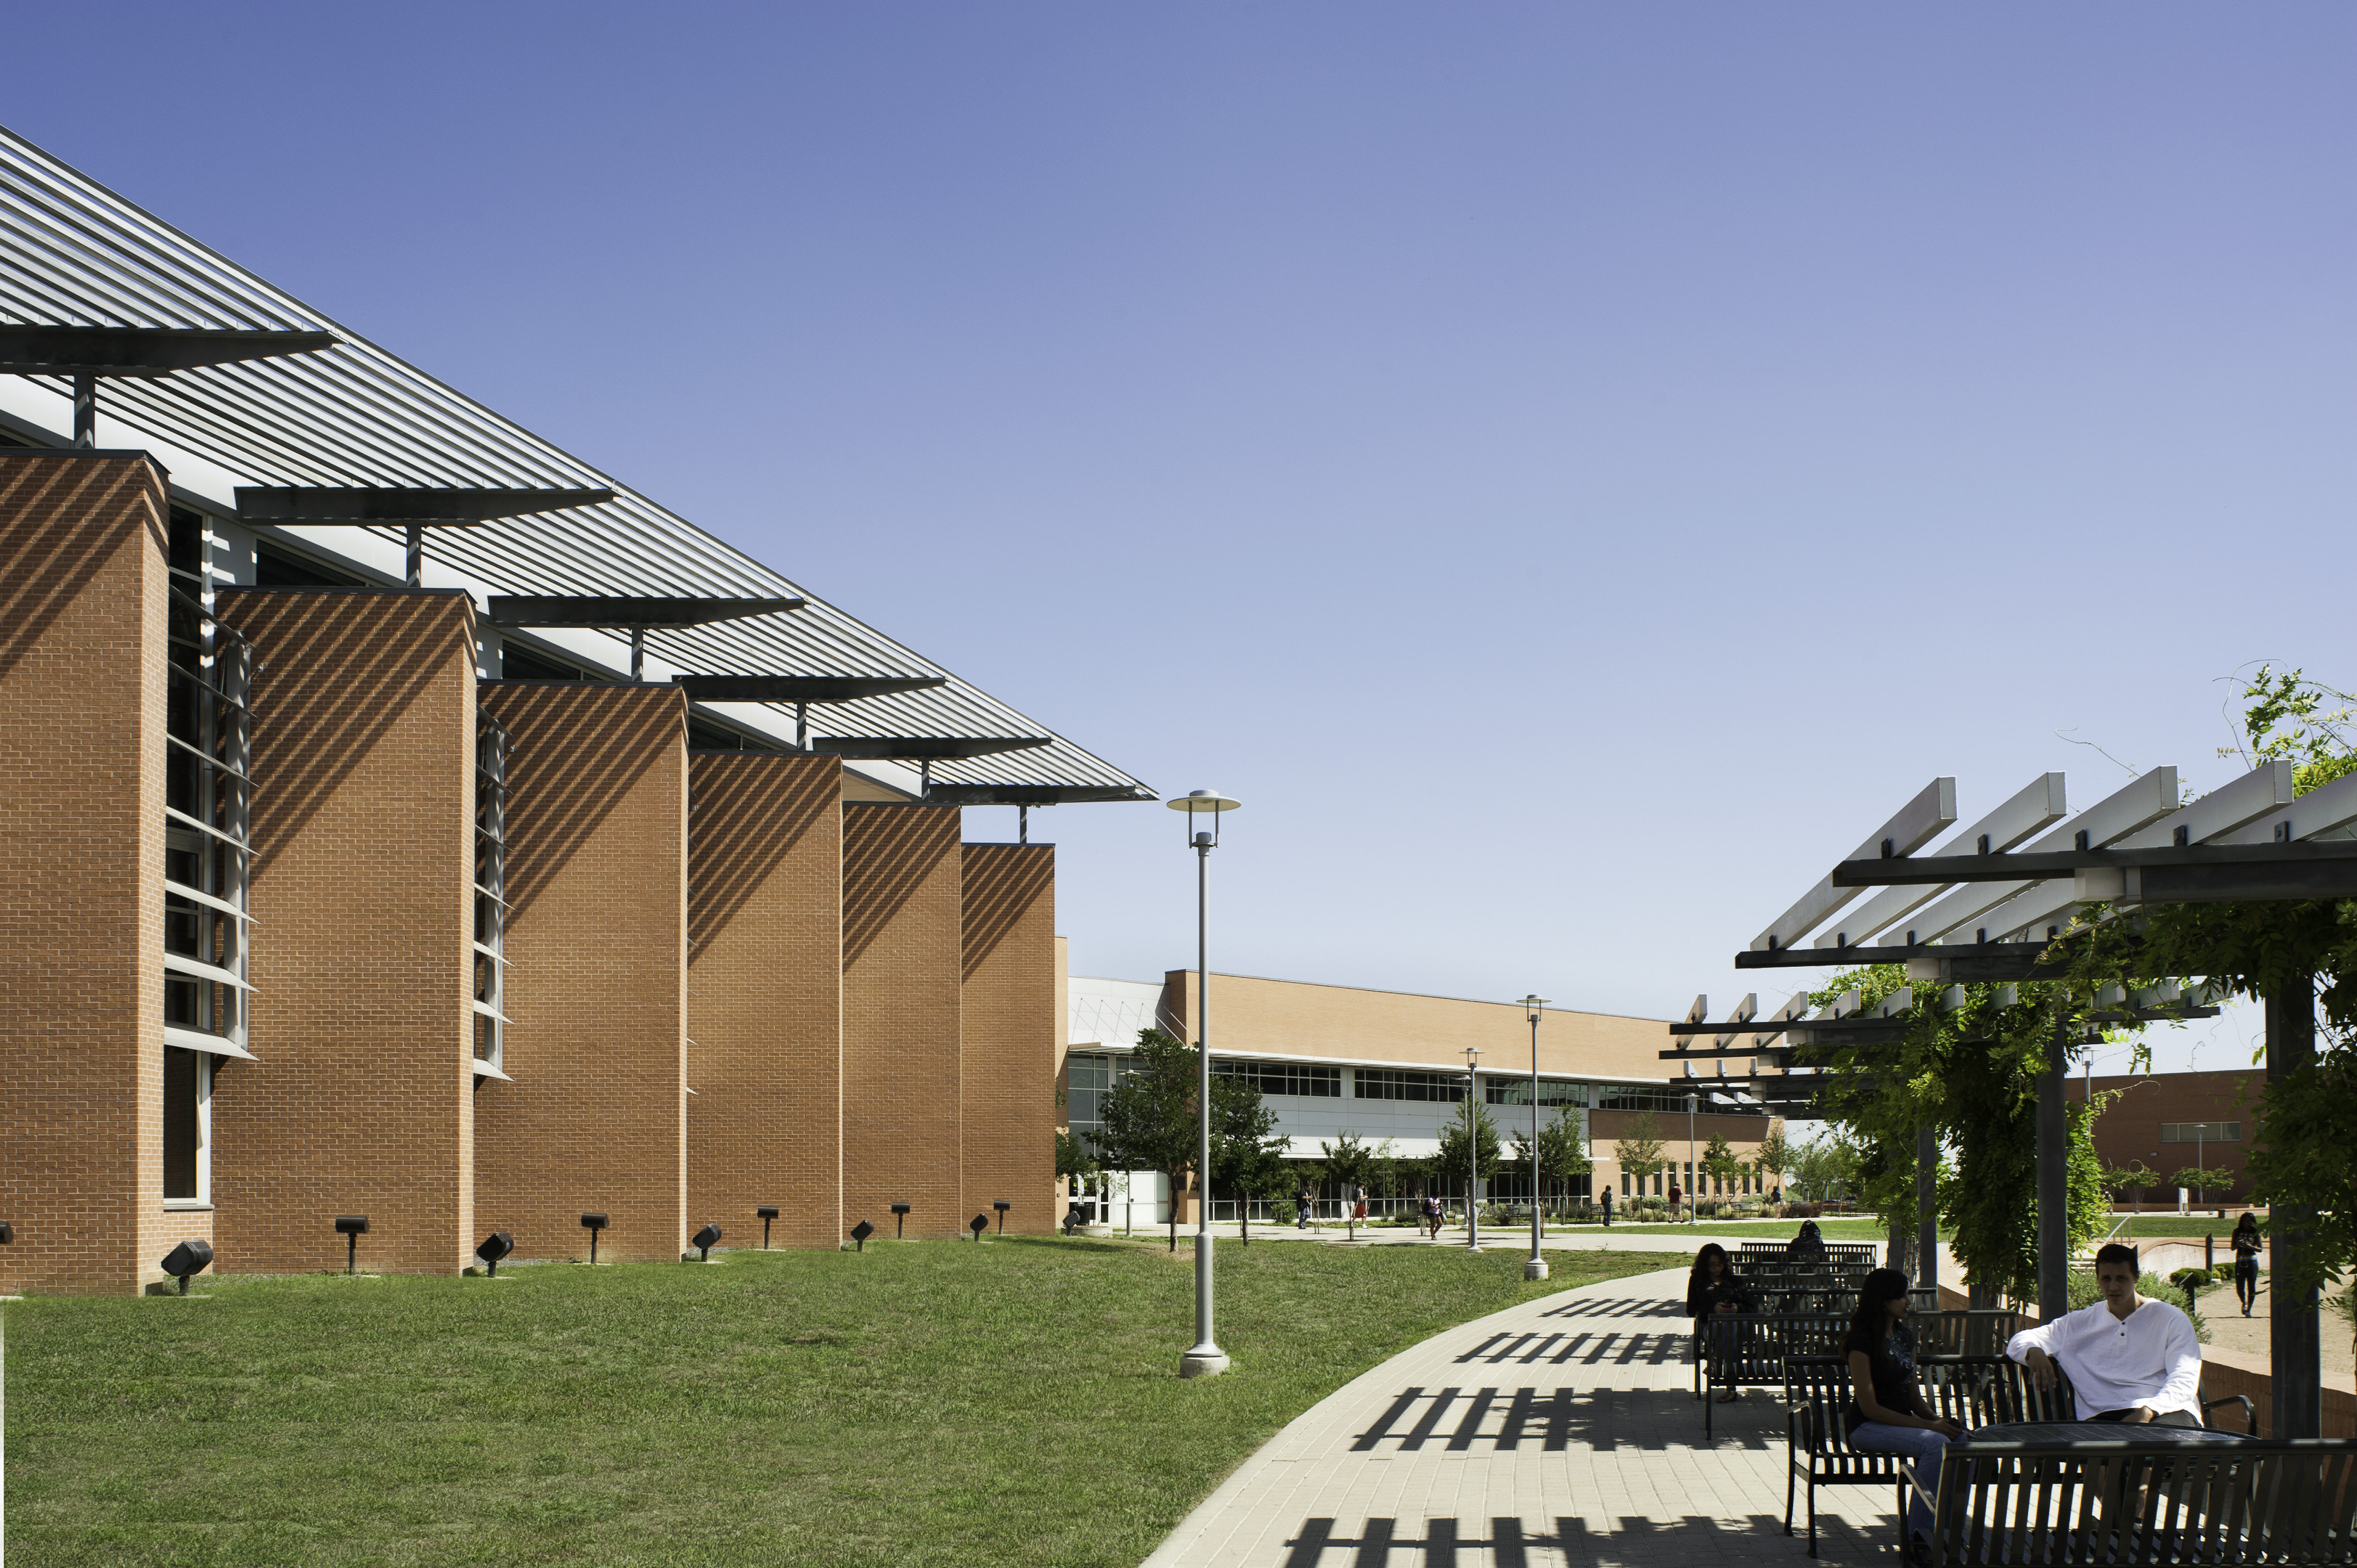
[1687,761,2357,1437]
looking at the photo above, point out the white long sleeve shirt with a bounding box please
[2005,1298,2203,1421]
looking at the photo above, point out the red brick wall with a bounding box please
[213,589,479,1275]
[959,844,1056,1236]
[687,752,842,1249]
[2086,1070,2263,1205]
[476,683,688,1263]
[0,454,171,1294]
[841,804,963,1240]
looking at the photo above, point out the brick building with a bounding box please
[0,125,1148,1293]
[2085,1068,2265,1209]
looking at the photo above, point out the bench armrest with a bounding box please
[2202,1393,2256,1436]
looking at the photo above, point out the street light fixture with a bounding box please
[580,1213,608,1265]
[1686,1093,1699,1225]
[1167,787,1241,1380]
[757,1206,780,1249]
[335,1215,369,1276]
[1519,997,1550,1281]
[1465,1045,1483,1252]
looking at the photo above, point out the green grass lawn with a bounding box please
[8,1237,1684,1567]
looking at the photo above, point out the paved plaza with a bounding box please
[1142,1265,1902,1568]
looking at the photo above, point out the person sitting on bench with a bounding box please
[1844,1267,1962,1562]
[2006,1242,2203,1425]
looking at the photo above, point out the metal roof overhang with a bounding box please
[925,783,1155,805]
[491,595,805,627]
[806,735,1053,761]
[0,324,338,374]
[236,486,616,523]
[675,674,945,703]
[0,126,1150,801]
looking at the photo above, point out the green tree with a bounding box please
[1316,1133,1387,1242]
[1091,1028,1202,1253]
[1701,1133,1745,1203]
[1435,1094,1502,1214]
[2173,1165,2239,1204]
[1508,1111,1590,1215]
[1208,1073,1290,1245]
[1054,1130,1099,1222]
[1750,1127,1793,1196]
[1613,1111,1668,1204]
[1787,1131,1854,1204]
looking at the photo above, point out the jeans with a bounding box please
[1850,1421,1958,1538]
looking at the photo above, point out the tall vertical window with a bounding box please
[473,711,510,1076]
[162,507,248,1206]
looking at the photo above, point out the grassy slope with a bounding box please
[9,1237,1682,1568]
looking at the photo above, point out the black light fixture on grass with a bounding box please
[475,1232,514,1277]
[890,1202,911,1239]
[968,1214,990,1241]
[160,1238,213,1295]
[334,1215,369,1276]
[992,1201,1011,1236]
[850,1220,876,1252]
[690,1223,722,1262]
[581,1213,608,1265]
[756,1206,780,1249]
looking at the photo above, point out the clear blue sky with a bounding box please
[13,7,2353,1066]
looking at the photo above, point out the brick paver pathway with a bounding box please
[1141,1265,1900,1568]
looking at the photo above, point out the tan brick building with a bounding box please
[0,126,1150,1292]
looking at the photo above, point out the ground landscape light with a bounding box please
[0,1222,14,1245]
[160,1238,212,1295]
[756,1206,779,1249]
[475,1231,513,1277]
[969,1214,990,1241]
[691,1223,722,1262]
[993,1200,1011,1235]
[890,1202,911,1239]
[580,1212,608,1265]
[333,1214,369,1276]
[850,1220,875,1252]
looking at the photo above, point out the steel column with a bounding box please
[1916,1122,1939,1297]
[1179,831,1228,1378]
[2036,1014,2069,1323]
[2265,979,2320,1437]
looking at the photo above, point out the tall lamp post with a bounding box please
[1686,1092,1698,1225]
[1169,788,1241,1380]
[1521,996,1550,1282]
[1465,1045,1483,1252]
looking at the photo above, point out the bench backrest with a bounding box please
[1916,1310,2024,1360]
[1785,1353,1998,1454]
[1929,1439,2357,1565]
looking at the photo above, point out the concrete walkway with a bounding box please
[1141,1265,1902,1568]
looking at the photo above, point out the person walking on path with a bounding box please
[1686,1243,1760,1402]
[1421,1192,1444,1240]
[1600,1186,1613,1228]
[1844,1267,1963,1562]
[2008,1242,2205,1424]
[1351,1185,1368,1225]
[2231,1213,2263,1317]
[1295,1181,1316,1230]
[1669,1182,1683,1222]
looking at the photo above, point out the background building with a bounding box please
[2085,1068,2263,1210]
[1062,970,1780,1224]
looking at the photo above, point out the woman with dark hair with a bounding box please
[1686,1243,1760,1402]
[2231,1213,2263,1317]
[1845,1267,1961,1559]
[1787,1218,1829,1259]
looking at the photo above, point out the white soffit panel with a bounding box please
[1815,772,2066,948]
[1753,777,1956,952]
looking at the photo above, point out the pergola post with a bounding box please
[2264,977,2320,1437]
[1916,1123,1939,1298]
[2036,1013,2069,1323]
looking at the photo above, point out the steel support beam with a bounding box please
[2266,979,2321,1438]
[2037,1016,2069,1323]
[1918,1122,1939,1299]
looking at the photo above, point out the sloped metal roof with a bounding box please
[0,125,1150,800]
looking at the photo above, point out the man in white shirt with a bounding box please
[2006,1244,2205,1426]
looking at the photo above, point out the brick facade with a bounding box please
[213,588,479,1275]
[959,844,1056,1235]
[2086,1069,2264,1206]
[476,683,688,1263]
[687,751,843,1249]
[0,453,173,1294]
[841,803,964,1240]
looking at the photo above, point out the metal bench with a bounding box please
[1925,1429,2357,1564]
[1701,1312,1851,1440]
[1784,1354,2077,1557]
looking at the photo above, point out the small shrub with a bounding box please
[1783,1202,1821,1220]
[1271,1200,1297,1226]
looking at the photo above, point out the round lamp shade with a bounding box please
[1165,790,1241,813]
